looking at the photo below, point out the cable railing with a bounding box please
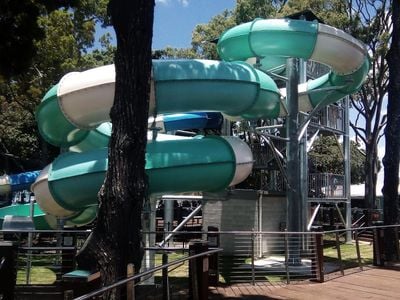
[1,225,399,299]
[73,247,223,300]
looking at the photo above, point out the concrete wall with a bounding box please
[203,193,286,255]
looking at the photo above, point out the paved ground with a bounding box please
[208,266,400,299]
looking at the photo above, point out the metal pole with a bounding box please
[284,230,290,284]
[142,197,156,284]
[159,205,202,247]
[163,199,174,247]
[26,195,34,284]
[258,192,263,257]
[251,231,255,285]
[286,57,301,264]
[344,96,352,242]
[298,59,309,234]
[307,204,321,231]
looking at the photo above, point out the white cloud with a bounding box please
[156,0,169,5]
[178,0,189,7]
[155,0,189,6]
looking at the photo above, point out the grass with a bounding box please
[153,251,189,280]
[323,241,374,267]
[16,252,60,285]
[17,267,56,285]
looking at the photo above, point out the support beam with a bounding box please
[286,58,302,264]
[344,97,352,242]
[286,57,301,233]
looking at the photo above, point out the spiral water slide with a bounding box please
[31,18,368,226]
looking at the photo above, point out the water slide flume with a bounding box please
[36,60,280,148]
[0,170,98,228]
[32,18,368,226]
[217,19,369,111]
[32,134,252,218]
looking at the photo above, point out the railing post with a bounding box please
[394,226,400,261]
[251,231,255,285]
[162,253,170,300]
[335,229,344,276]
[354,229,363,270]
[284,230,290,284]
[127,263,135,300]
[313,233,324,283]
[189,240,209,300]
[0,241,18,299]
[373,227,384,266]
[64,289,74,300]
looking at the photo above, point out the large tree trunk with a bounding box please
[76,1,154,298]
[382,1,400,262]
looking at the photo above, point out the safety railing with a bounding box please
[310,104,344,132]
[213,230,320,285]
[0,230,90,288]
[1,225,399,299]
[308,173,345,199]
[72,245,222,300]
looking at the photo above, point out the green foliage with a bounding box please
[191,10,236,59]
[152,47,197,59]
[279,0,350,28]
[82,33,116,67]
[0,0,81,79]
[309,135,366,184]
[0,2,111,172]
[0,0,45,79]
[234,0,278,23]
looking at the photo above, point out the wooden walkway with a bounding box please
[208,266,400,299]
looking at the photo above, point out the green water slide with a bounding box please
[32,18,368,226]
[218,18,369,111]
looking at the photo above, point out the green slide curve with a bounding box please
[31,18,368,226]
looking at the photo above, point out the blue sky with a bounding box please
[153,0,235,49]
[95,0,235,50]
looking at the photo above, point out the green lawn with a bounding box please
[323,241,373,267]
[17,267,56,285]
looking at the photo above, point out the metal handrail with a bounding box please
[11,223,396,237]
[74,248,223,300]
[0,229,91,234]
[352,215,366,227]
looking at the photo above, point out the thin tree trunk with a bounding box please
[364,141,377,225]
[383,1,400,262]
[76,1,154,298]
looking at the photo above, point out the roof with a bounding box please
[284,10,325,24]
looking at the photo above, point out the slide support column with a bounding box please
[286,58,302,265]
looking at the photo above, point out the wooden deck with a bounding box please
[208,266,400,299]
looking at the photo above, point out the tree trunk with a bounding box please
[364,140,378,225]
[76,1,155,298]
[382,1,400,262]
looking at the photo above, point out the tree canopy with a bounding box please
[0,1,112,173]
[308,135,367,185]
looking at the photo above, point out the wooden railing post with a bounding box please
[335,230,344,276]
[354,230,363,270]
[189,240,209,300]
[313,233,324,283]
[162,253,170,300]
[127,264,135,300]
